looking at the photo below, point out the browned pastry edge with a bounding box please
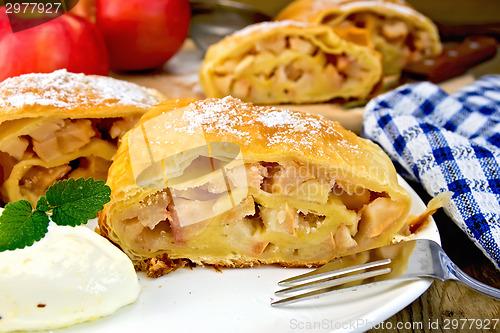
[137,253,327,278]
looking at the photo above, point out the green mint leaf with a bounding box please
[36,196,50,212]
[41,177,111,226]
[0,200,50,252]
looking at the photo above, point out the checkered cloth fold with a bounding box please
[363,75,500,269]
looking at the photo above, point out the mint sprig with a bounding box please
[0,178,111,252]
[37,178,111,226]
[0,200,50,251]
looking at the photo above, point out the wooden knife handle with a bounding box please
[403,35,498,83]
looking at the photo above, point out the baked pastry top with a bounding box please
[276,0,442,76]
[98,96,412,276]
[0,69,165,205]
[199,20,382,104]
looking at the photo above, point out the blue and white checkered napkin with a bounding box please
[363,75,500,269]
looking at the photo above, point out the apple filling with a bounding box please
[0,116,140,205]
[211,34,375,103]
[111,159,407,267]
[331,12,437,74]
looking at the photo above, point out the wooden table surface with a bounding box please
[117,41,500,333]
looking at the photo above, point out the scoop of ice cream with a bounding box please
[0,217,140,332]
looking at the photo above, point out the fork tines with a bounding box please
[271,258,393,307]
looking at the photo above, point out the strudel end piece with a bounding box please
[276,0,442,76]
[0,69,164,205]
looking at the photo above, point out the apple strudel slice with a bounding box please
[199,20,382,104]
[98,96,412,277]
[276,0,442,76]
[0,69,164,206]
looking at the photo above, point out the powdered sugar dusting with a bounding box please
[0,69,162,109]
[257,109,322,132]
[231,20,311,39]
[184,97,251,138]
[255,108,326,149]
[179,96,358,154]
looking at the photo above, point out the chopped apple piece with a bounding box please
[109,116,141,140]
[32,119,95,162]
[255,35,286,54]
[334,223,357,249]
[0,136,29,160]
[358,197,403,237]
[381,21,409,40]
[289,36,315,54]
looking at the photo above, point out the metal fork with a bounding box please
[271,239,500,307]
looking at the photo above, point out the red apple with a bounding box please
[0,7,109,82]
[95,0,191,72]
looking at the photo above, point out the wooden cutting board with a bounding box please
[111,40,481,135]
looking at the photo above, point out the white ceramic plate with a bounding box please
[60,176,440,333]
